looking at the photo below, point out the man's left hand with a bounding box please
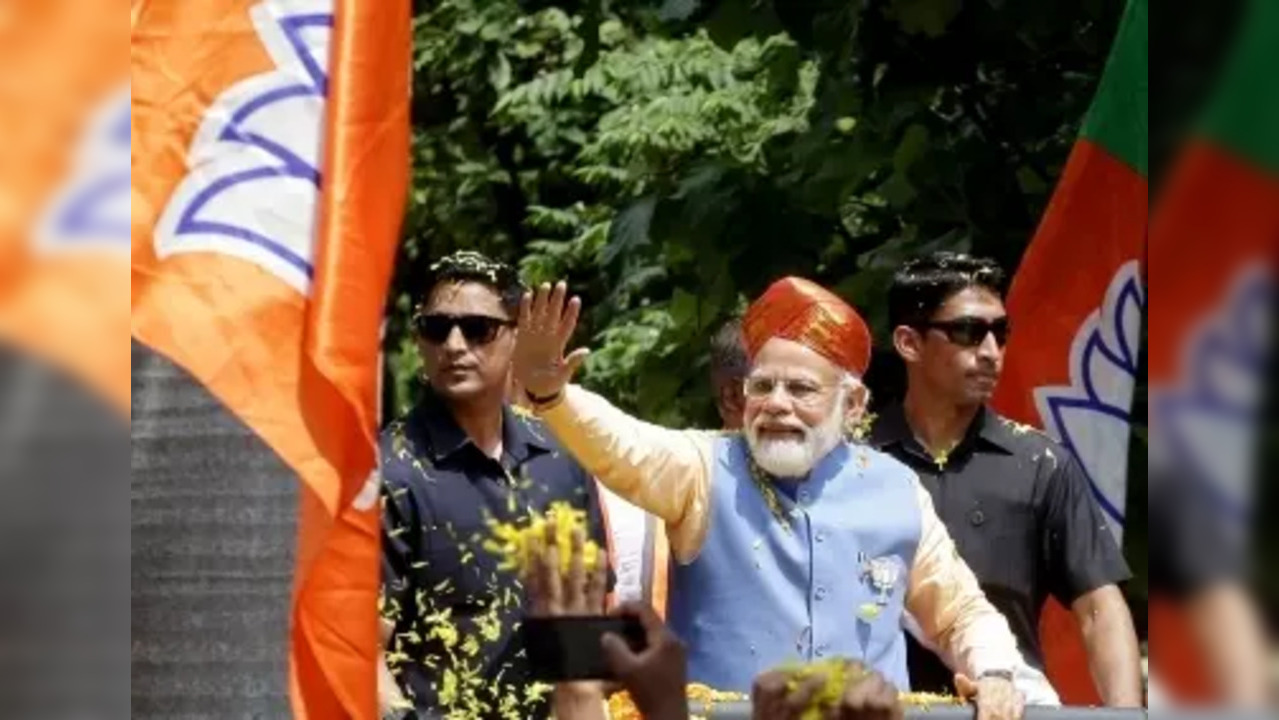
[956,673,1024,720]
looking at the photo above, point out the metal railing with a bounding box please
[693,706,1273,719]
[414,701,1274,719]
[693,704,1148,719]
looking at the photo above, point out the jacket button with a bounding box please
[970,509,986,526]
[815,587,827,600]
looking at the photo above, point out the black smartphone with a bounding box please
[520,614,647,681]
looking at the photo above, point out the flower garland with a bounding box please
[744,444,795,533]
[604,680,962,720]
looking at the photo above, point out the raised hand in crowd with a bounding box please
[600,601,690,720]
[522,521,610,720]
[751,661,903,720]
[522,517,691,720]
[524,520,609,617]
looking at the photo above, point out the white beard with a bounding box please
[745,393,847,478]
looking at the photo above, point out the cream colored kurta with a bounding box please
[537,385,1026,680]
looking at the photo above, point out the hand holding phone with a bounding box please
[521,614,647,681]
[599,602,690,720]
[520,514,625,682]
[518,513,684,719]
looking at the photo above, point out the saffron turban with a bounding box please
[742,277,872,376]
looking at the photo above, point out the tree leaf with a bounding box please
[893,123,931,174]
[885,0,962,38]
[878,171,916,208]
[488,53,512,91]
[658,0,702,22]
[602,196,657,267]
[668,288,700,331]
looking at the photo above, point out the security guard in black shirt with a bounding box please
[870,252,1141,706]
[378,252,610,720]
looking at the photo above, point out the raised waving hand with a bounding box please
[513,281,590,400]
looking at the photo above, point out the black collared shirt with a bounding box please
[870,403,1131,694]
[380,390,609,719]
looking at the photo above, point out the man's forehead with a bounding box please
[934,286,1005,320]
[425,281,506,314]
[748,338,842,381]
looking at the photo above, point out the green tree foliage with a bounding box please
[392,0,1128,425]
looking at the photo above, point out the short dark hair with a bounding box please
[418,250,524,318]
[709,317,748,382]
[887,252,1006,329]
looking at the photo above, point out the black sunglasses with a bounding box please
[414,313,514,346]
[918,317,1010,348]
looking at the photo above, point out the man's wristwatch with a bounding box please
[978,669,1015,683]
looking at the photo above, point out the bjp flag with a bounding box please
[1146,0,1279,703]
[0,6,128,717]
[990,0,1146,705]
[131,1,409,718]
[0,1,129,414]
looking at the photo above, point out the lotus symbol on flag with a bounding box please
[1033,261,1145,541]
[153,0,334,295]
[1149,264,1272,519]
[33,84,131,251]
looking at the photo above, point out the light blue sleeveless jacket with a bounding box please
[667,436,921,692]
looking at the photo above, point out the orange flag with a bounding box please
[1146,0,1279,702]
[131,0,410,717]
[990,0,1146,704]
[0,1,130,414]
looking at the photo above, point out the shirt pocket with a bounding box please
[979,499,1038,594]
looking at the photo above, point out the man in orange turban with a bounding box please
[512,279,1028,720]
